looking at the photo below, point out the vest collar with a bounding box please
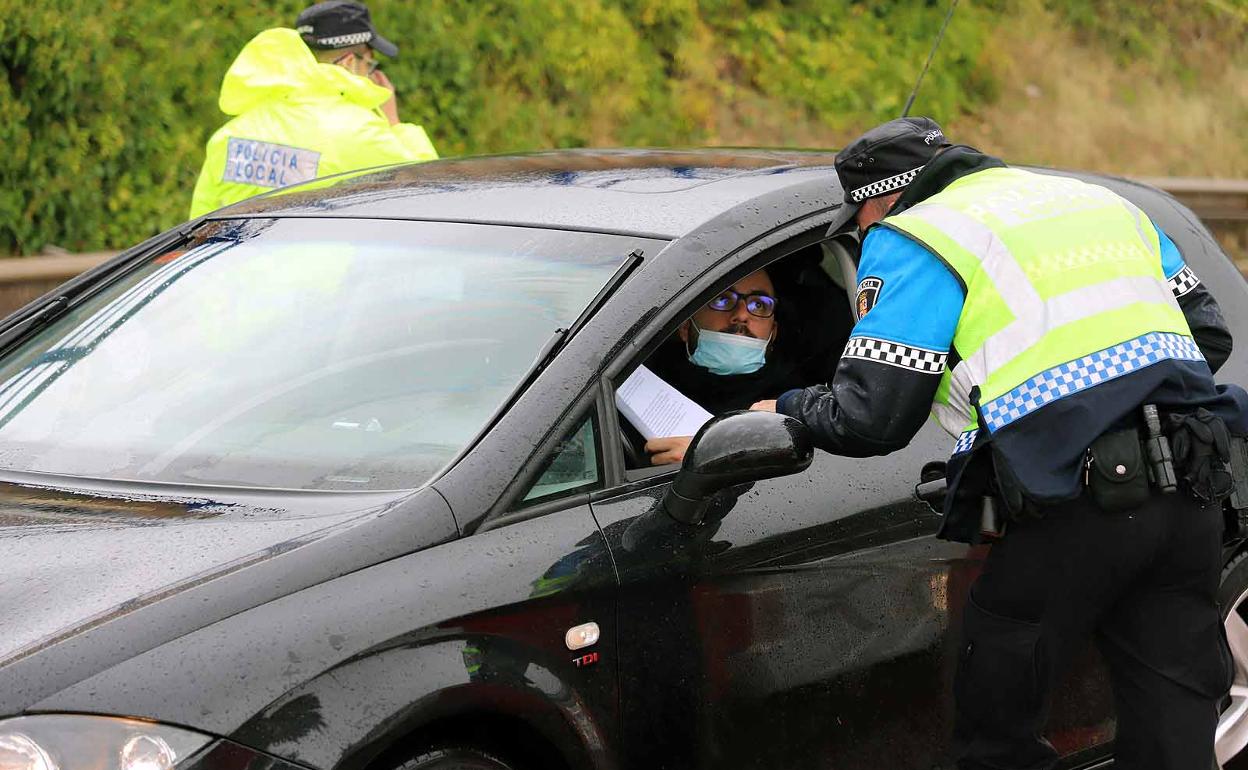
[889,146,1007,216]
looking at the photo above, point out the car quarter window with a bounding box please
[613,238,856,474]
[520,413,603,504]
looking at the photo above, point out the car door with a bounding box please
[590,245,1116,770]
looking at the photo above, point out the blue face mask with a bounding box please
[688,323,771,375]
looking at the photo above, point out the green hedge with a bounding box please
[0,0,1241,254]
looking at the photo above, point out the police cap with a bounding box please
[835,117,951,204]
[296,0,398,58]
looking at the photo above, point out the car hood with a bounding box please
[0,477,408,668]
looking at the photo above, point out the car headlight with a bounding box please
[0,715,211,770]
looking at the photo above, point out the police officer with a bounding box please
[752,117,1248,769]
[189,1,438,218]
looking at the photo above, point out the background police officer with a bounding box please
[752,117,1248,769]
[189,0,438,218]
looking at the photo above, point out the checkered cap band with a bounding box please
[843,336,948,374]
[980,332,1205,432]
[315,31,372,47]
[1168,265,1200,298]
[848,165,924,203]
[952,429,978,456]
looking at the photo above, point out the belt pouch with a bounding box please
[1087,428,1149,512]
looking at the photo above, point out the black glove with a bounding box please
[1168,408,1233,503]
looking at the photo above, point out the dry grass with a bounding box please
[703,3,1248,262]
[707,3,1248,180]
[950,4,1248,179]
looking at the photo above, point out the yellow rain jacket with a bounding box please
[189,28,437,218]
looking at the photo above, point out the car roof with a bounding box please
[214,148,843,239]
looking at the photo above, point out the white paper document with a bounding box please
[616,365,713,440]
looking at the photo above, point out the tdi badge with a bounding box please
[856,276,884,319]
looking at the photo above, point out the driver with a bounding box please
[645,267,798,465]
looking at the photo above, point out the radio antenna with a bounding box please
[901,0,959,117]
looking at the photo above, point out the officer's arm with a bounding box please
[1157,224,1233,373]
[342,112,439,169]
[776,228,963,457]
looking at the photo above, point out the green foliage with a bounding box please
[0,0,1241,254]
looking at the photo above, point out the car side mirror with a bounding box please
[662,411,814,525]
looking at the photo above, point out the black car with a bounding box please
[1,149,1247,770]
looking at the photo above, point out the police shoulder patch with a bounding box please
[855,276,884,319]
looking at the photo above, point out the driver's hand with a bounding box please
[750,400,778,412]
[645,436,693,466]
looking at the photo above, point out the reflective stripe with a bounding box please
[972,275,1176,377]
[902,203,1176,378]
[1122,200,1158,259]
[980,332,1204,431]
[932,360,976,435]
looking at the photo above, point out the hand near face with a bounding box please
[370,69,400,125]
[750,400,778,413]
[645,436,693,466]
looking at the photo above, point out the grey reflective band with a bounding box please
[933,361,977,436]
[296,25,314,34]
[849,165,924,203]
[1168,265,1201,298]
[315,31,373,47]
[899,202,1176,384]
[843,336,947,374]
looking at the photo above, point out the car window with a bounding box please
[616,242,853,471]
[521,414,602,504]
[0,218,664,492]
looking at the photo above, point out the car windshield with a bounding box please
[0,218,663,491]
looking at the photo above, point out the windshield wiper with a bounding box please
[544,248,645,364]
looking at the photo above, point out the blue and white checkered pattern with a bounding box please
[952,429,978,455]
[980,332,1205,432]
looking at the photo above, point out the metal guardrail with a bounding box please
[0,251,115,319]
[0,251,115,284]
[0,177,1244,317]
[1134,177,1248,225]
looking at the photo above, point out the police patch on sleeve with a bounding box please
[855,276,884,320]
[223,137,321,190]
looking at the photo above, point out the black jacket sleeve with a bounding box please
[1177,280,1232,374]
[777,357,942,457]
[1157,222,1233,373]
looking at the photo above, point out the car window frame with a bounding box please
[476,206,855,531]
[594,222,855,494]
[518,409,605,506]
[479,381,620,531]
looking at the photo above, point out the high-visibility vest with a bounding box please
[882,167,1201,450]
[189,28,438,219]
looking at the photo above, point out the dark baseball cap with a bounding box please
[835,117,951,204]
[296,0,398,58]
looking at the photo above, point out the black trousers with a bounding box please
[953,491,1233,770]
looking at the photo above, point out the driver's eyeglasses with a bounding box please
[705,290,776,318]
